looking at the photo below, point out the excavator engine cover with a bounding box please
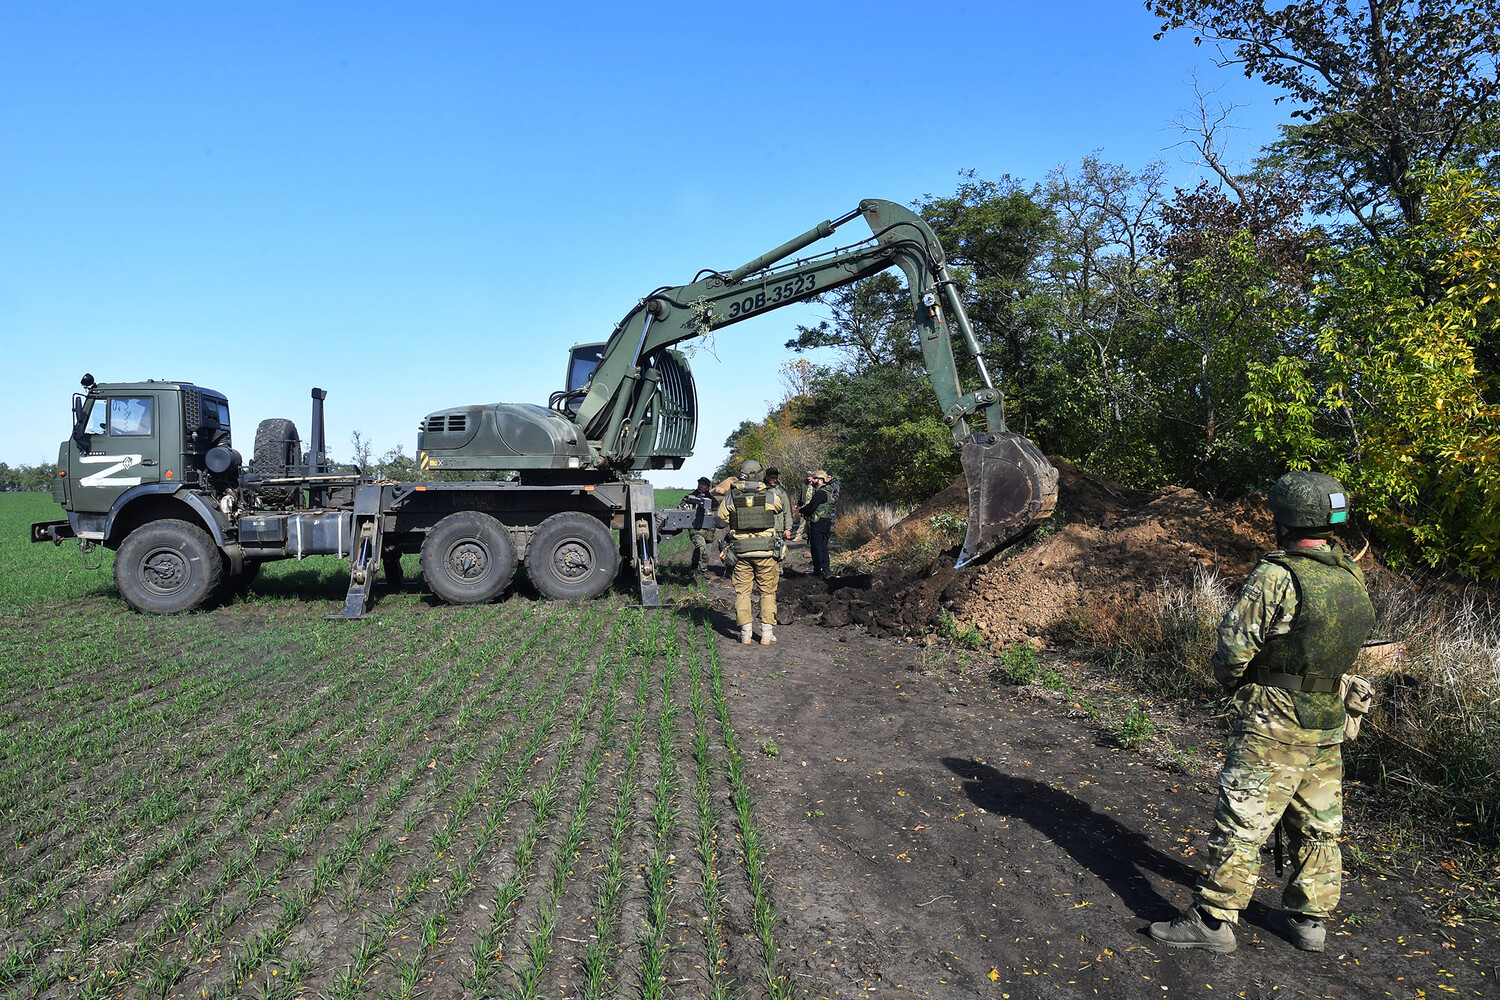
[956,432,1058,568]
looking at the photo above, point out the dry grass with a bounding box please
[1346,574,1500,843]
[1057,564,1230,701]
[1063,562,1500,858]
[832,502,903,552]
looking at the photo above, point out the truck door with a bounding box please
[70,392,164,519]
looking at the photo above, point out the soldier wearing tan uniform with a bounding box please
[717,460,785,646]
[1150,471,1375,954]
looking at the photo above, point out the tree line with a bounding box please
[719,0,1500,579]
[0,463,56,492]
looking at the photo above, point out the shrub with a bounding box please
[995,643,1038,685]
[938,610,985,651]
[888,527,940,569]
[928,512,968,548]
[1116,702,1158,748]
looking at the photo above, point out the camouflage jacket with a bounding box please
[767,484,793,536]
[1212,542,1366,747]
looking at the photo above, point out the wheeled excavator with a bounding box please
[416,198,1057,567]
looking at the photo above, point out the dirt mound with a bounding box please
[790,458,1276,647]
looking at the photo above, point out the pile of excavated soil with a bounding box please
[786,458,1293,647]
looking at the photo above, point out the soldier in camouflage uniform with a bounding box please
[717,460,785,646]
[1150,471,1375,954]
[764,466,794,563]
[679,477,718,578]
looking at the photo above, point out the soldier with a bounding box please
[794,471,817,541]
[716,459,784,645]
[764,466,794,562]
[679,477,717,578]
[1149,471,1375,954]
[799,470,840,580]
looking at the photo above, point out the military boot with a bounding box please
[739,624,754,645]
[1148,907,1236,953]
[1268,910,1325,952]
[759,624,776,646]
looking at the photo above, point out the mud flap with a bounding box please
[956,432,1058,568]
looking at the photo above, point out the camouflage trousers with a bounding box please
[1194,733,1343,922]
[732,556,779,627]
[689,531,713,575]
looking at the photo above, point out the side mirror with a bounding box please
[71,394,90,444]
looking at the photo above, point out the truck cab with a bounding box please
[39,375,236,544]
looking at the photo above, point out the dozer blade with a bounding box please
[956,432,1059,568]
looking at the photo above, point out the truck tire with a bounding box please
[114,519,225,614]
[252,418,302,507]
[420,512,517,605]
[526,512,620,601]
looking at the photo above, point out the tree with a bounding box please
[919,174,1056,436]
[0,462,58,491]
[1149,0,1500,236]
[350,430,374,471]
[1243,167,1500,575]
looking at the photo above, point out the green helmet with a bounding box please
[737,459,764,481]
[1267,471,1350,529]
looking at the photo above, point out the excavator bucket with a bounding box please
[956,432,1059,568]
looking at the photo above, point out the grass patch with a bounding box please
[0,503,799,996]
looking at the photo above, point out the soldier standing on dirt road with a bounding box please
[679,477,718,579]
[794,472,817,541]
[717,460,785,646]
[1150,471,1375,954]
[799,470,839,580]
[765,466,794,565]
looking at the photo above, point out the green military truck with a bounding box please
[32,199,1057,617]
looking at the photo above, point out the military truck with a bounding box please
[31,199,1057,617]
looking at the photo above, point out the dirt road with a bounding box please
[696,564,1496,999]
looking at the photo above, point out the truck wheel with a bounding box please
[527,512,620,601]
[420,512,517,605]
[114,520,225,614]
[252,418,302,507]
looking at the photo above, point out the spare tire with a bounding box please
[252,418,301,507]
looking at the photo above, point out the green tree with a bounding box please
[1149,0,1500,235]
[1244,167,1500,575]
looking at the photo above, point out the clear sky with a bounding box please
[0,1,1289,486]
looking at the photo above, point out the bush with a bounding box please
[936,610,985,650]
[995,643,1039,685]
[929,512,968,547]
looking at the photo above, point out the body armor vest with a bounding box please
[1249,546,1375,730]
[809,481,840,523]
[728,486,776,554]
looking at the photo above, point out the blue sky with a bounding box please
[1,1,1289,485]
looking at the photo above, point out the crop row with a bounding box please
[0,589,796,999]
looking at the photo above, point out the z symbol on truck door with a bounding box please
[79,454,144,488]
